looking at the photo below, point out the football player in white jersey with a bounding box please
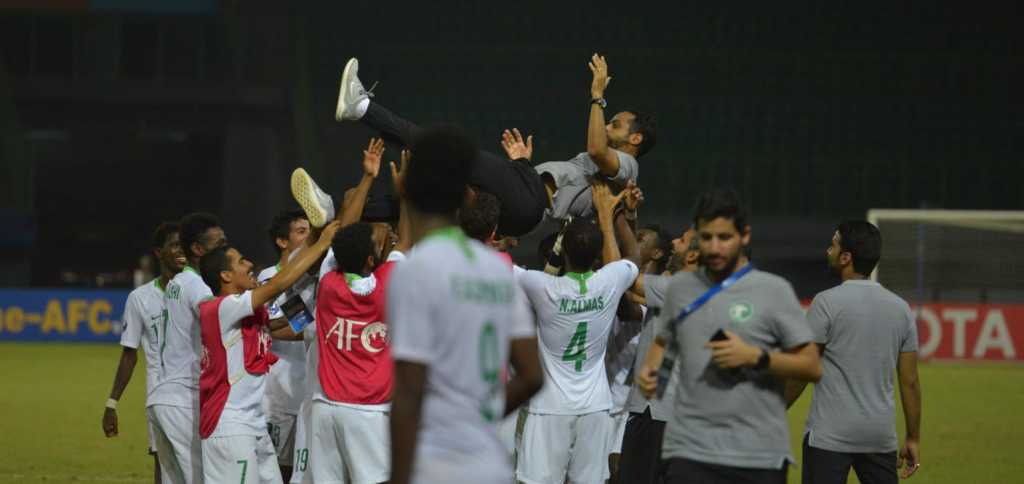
[515,182,640,484]
[258,209,311,483]
[102,222,186,484]
[158,212,228,483]
[387,126,544,484]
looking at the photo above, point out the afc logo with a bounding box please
[326,317,388,353]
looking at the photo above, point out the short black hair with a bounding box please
[562,217,603,270]
[836,220,882,276]
[625,110,657,158]
[692,188,749,233]
[643,223,673,273]
[405,126,477,215]
[331,222,375,275]
[199,245,234,295]
[151,222,180,249]
[268,210,307,255]
[179,212,222,259]
[460,191,501,242]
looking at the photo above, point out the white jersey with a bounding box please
[119,278,168,407]
[159,266,212,407]
[257,265,307,416]
[518,260,639,415]
[387,228,535,475]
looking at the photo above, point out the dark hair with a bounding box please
[643,223,673,273]
[151,222,180,249]
[625,110,657,158]
[836,220,882,276]
[562,217,603,270]
[199,245,234,294]
[179,212,222,259]
[268,210,307,255]
[692,188,749,233]
[460,191,501,242]
[405,126,477,215]
[331,223,376,275]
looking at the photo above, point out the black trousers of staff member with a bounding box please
[360,102,548,237]
[802,434,897,484]
[663,457,787,484]
[615,408,667,484]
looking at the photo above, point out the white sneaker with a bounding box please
[290,168,336,228]
[335,57,373,121]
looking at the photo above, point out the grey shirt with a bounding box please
[625,274,676,420]
[654,268,814,469]
[805,279,919,453]
[536,150,639,220]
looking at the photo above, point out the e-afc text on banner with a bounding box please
[0,289,130,342]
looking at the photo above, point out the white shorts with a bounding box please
[310,401,390,484]
[267,412,298,466]
[289,398,312,484]
[609,409,629,455]
[147,419,158,455]
[202,433,282,484]
[147,404,203,484]
[412,452,512,484]
[516,411,614,484]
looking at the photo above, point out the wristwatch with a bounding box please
[591,98,607,109]
[754,348,771,370]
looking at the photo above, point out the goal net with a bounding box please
[867,209,1024,304]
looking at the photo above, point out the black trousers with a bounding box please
[616,408,667,484]
[664,457,787,484]
[361,102,548,237]
[802,434,897,484]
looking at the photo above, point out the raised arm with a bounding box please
[391,150,413,254]
[336,138,384,227]
[587,53,618,177]
[592,181,625,266]
[897,351,922,478]
[251,221,341,309]
[500,128,534,161]
[614,181,643,268]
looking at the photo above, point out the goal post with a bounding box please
[866,209,1024,304]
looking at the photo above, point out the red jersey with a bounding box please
[315,261,396,405]
[198,292,278,439]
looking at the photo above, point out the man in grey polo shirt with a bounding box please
[786,221,923,484]
[637,188,822,484]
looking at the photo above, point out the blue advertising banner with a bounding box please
[0,289,131,342]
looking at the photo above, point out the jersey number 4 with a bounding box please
[562,322,588,372]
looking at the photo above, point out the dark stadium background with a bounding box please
[0,1,1019,300]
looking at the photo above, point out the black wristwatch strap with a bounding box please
[754,348,771,370]
[591,98,607,108]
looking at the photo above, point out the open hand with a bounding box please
[591,180,625,218]
[501,128,534,161]
[704,330,761,369]
[362,138,384,178]
[589,53,612,99]
[390,149,409,196]
[623,180,644,212]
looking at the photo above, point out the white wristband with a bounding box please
[105,398,118,410]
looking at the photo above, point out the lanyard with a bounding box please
[668,263,754,331]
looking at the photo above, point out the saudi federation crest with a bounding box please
[729,301,754,323]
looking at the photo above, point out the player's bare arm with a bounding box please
[101,347,138,437]
[897,350,922,478]
[638,336,667,399]
[253,220,340,309]
[587,53,619,177]
[505,337,544,415]
[390,360,428,484]
[337,137,384,227]
[592,181,626,266]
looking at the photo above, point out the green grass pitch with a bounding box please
[0,343,1021,483]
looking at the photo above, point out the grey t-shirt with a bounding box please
[535,150,639,220]
[805,280,919,453]
[654,268,814,469]
[625,274,676,420]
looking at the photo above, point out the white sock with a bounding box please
[354,98,370,119]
